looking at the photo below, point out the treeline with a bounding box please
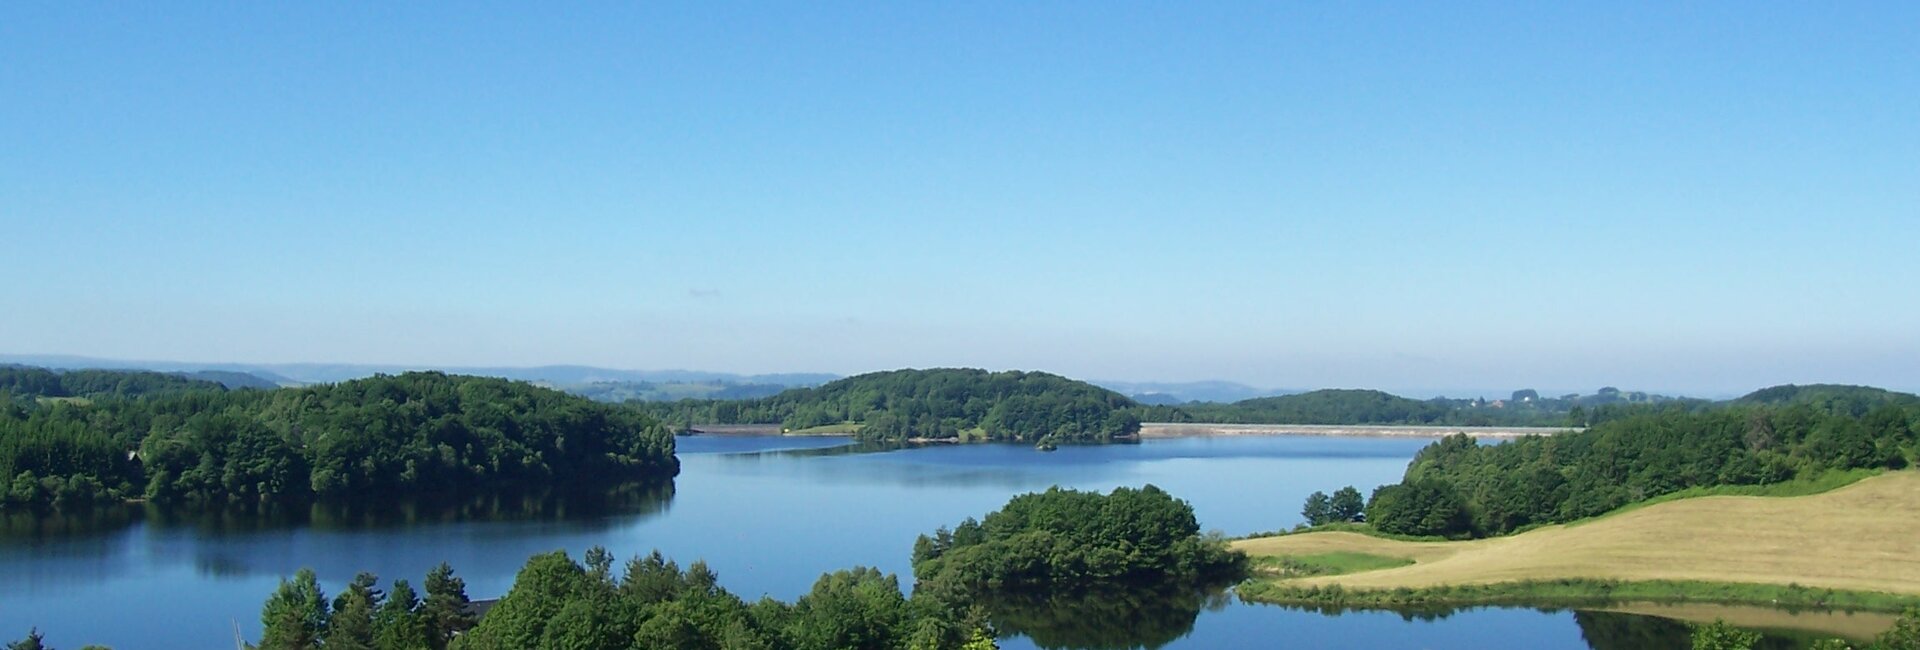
[242,485,1240,650]
[256,548,993,650]
[637,369,1142,444]
[256,563,478,650]
[1,369,678,509]
[0,366,225,399]
[1138,386,1705,428]
[1348,385,1920,537]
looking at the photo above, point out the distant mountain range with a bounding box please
[0,354,838,393]
[1091,380,1296,405]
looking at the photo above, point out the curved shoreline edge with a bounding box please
[1235,577,1920,613]
[1230,471,1920,631]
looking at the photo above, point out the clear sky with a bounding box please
[3,2,1916,396]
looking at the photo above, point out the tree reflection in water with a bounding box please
[981,577,1237,650]
[0,479,676,541]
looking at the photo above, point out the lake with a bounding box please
[0,434,1876,649]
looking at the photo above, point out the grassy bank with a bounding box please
[1233,471,1920,611]
[1239,577,1920,613]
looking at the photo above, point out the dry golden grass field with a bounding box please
[1234,471,1920,596]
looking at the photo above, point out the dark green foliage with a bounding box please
[372,580,430,650]
[5,629,46,650]
[0,369,678,508]
[783,568,911,650]
[912,485,1245,590]
[1367,397,1920,538]
[259,568,329,650]
[422,563,476,649]
[325,573,381,650]
[1882,607,1920,649]
[0,366,223,399]
[1141,386,1703,428]
[442,548,984,650]
[1329,486,1365,522]
[1178,389,1452,425]
[1737,384,1920,414]
[638,368,1142,443]
[251,565,480,650]
[1301,491,1332,526]
[976,582,1228,650]
[1692,620,1762,650]
[1365,480,1472,537]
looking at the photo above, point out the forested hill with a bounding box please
[1141,385,1699,427]
[1736,384,1919,412]
[2,370,678,508]
[0,365,227,399]
[1165,389,1450,425]
[637,368,1143,444]
[1328,384,1920,538]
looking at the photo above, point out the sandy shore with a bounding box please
[1140,422,1574,439]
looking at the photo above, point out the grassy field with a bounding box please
[1252,552,1413,578]
[1235,471,1920,599]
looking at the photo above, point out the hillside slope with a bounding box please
[1235,471,1920,596]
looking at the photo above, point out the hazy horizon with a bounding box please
[4,4,1915,397]
[0,350,1872,401]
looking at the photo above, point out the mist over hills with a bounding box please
[0,353,838,390]
[0,353,1735,407]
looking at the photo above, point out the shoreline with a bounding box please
[1231,472,1920,617]
[1140,423,1574,439]
[684,422,1574,439]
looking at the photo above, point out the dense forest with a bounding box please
[1339,385,1920,537]
[637,369,1142,444]
[0,369,677,509]
[0,365,227,399]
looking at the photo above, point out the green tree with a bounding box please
[372,579,429,650]
[259,568,329,650]
[1329,486,1365,522]
[960,627,999,650]
[325,572,381,650]
[1366,480,1472,537]
[6,629,46,650]
[1301,491,1332,526]
[1690,620,1761,650]
[422,563,475,649]
[785,568,909,650]
[1879,606,1920,649]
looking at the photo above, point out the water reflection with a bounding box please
[1243,601,1879,649]
[984,579,1238,650]
[1574,610,1866,650]
[0,480,676,544]
[156,481,676,534]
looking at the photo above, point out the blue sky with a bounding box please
[3,2,1916,395]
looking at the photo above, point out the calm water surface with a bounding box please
[0,435,1857,649]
